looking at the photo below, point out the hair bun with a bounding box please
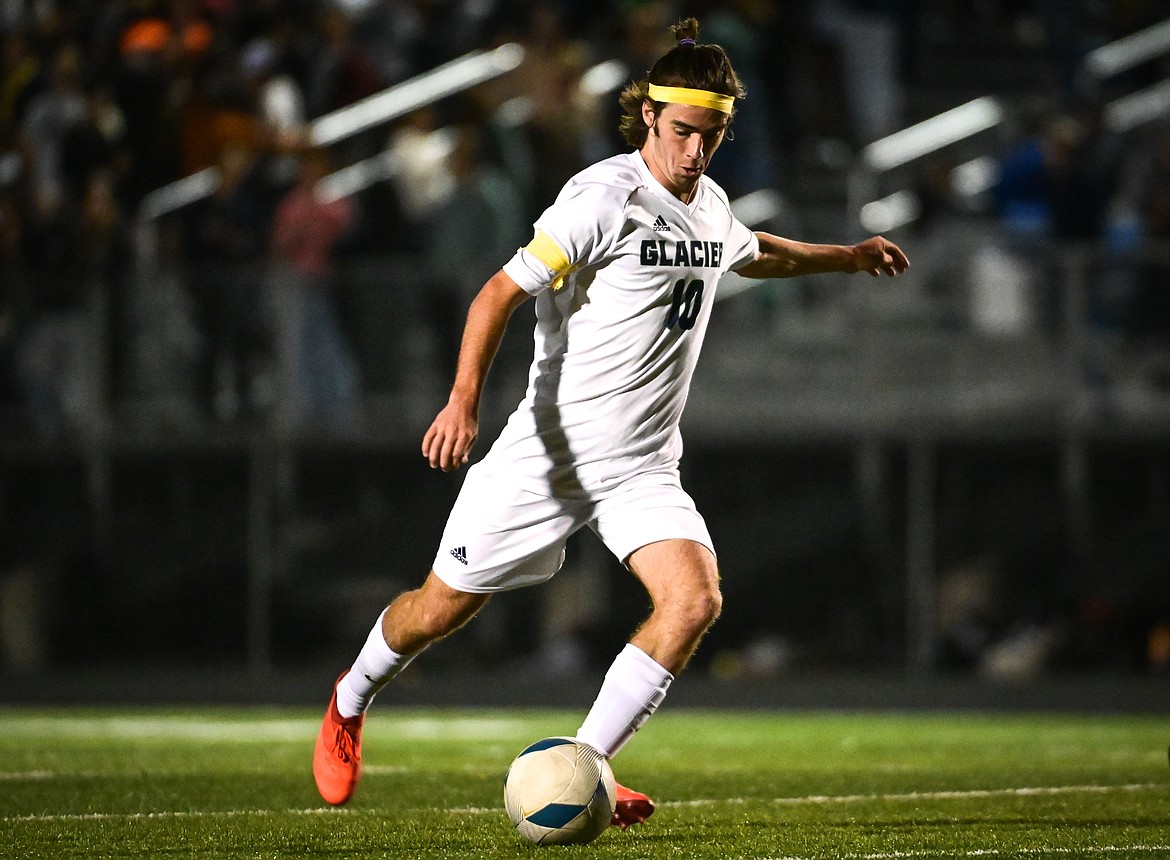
[669,16,700,45]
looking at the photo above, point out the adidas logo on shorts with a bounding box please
[450,546,468,565]
[652,215,670,232]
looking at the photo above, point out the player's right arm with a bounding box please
[422,269,531,472]
[735,233,909,279]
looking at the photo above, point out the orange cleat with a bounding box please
[610,781,655,829]
[312,672,364,806]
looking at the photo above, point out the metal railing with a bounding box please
[849,18,1170,235]
[1081,17,1170,88]
[314,56,634,205]
[135,43,525,269]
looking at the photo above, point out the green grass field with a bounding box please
[2,706,1168,859]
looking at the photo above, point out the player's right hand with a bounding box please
[852,235,909,277]
[422,402,478,472]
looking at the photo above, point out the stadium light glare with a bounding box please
[314,128,457,204]
[309,43,524,146]
[580,60,629,97]
[1104,76,1170,132]
[863,97,1004,173]
[860,190,921,234]
[715,190,791,304]
[138,168,220,221]
[314,153,394,205]
[1083,18,1170,80]
[951,156,1000,199]
[730,189,786,228]
[495,96,536,128]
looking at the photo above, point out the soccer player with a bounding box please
[313,17,909,827]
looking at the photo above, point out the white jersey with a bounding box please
[487,151,759,498]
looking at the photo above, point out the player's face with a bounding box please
[640,101,729,202]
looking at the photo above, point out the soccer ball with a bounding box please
[503,737,616,845]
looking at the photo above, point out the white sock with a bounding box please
[576,643,673,759]
[334,609,419,719]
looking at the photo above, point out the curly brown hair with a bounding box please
[618,17,746,148]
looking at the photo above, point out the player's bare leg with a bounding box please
[578,539,722,828]
[379,571,490,655]
[314,572,488,805]
[626,538,722,675]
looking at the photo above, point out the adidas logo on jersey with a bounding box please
[652,215,671,232]
[450,546,468,565]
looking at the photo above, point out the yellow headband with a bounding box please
[647,83,734,114]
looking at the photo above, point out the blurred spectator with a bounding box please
[0,136,26,420]
[113,12,184,202]
[60,86,129,204]
[811,0,906,144]
[13,183,88,436]
[80,167,132,404]
[1137,129,1170,240]
[238,35,307,184]
[305,6,381,119]
[385,106,456,238]
[0,31,39,137]
[990,101,1126,337]
[352,0,428,86]
[177,67,268,176]
[605,0,675,156]
[270,146,360,429]
[18,45,87,209]
[615,0,675,78]
[424,124,525,380]
[355,0,492,86]
[1047,99,1124,243]
[185,143,272,423]
[169,0,215,63]
[699,0,781,198]
[901,152,980,327]
[123,219,204,423]
[992,110,1057,238]
[1125,122,1170,375]
[13,161,127,435]
[506,2,595,210]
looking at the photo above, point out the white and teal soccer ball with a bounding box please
[503,737,616,845]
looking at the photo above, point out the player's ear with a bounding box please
[641,100,656,130]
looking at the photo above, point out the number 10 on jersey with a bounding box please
[665,278,704,331]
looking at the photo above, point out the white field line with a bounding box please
[0,764,441,781]
[450,781,1166,815]
[0,715,525,743]
[666,781,1166,808]
[6,781,1166,826]
[769,848,1170,860]
[0,771,55,781]
[6,808,351,824]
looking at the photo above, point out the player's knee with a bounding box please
[672,581,722,635]
[694,584,723,631]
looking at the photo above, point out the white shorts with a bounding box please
[431,463,713,593]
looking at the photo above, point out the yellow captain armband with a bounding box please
[524,230,576,290]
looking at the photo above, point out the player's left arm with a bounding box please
[735,232,909,279]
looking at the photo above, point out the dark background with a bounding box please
[1,0,1169,702]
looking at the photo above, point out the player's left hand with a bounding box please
[852,236,909,277]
